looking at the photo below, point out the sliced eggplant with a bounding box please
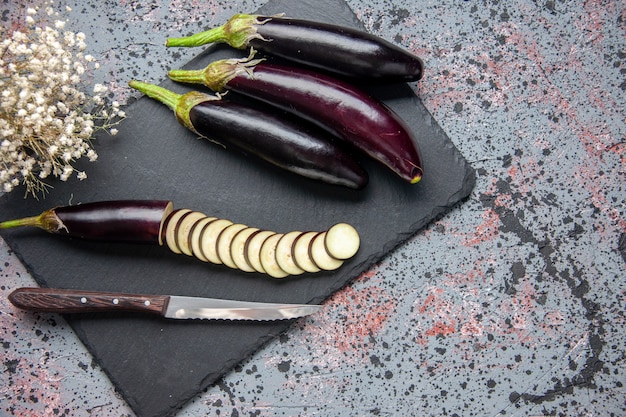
[275,231,305,275]
[259,233,289,279]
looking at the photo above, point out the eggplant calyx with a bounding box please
[128,80,218,133]
[0,209,67,234]
[225,14,272,48]
[168,50,265,92]
[165,13,272,49]
[175,91,220,133]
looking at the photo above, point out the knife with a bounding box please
[8,287,322,321]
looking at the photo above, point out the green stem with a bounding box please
[128,80,218,133]
[167,69,207,86]
[0,215,43,229]
[165,25,229,47]
[165,14,263,49]
[0,209,64,233]
[128,80,181,111]
[168,53,265,92]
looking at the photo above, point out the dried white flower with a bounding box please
[0,3,125,198]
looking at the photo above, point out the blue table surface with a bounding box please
[1,0,624,416]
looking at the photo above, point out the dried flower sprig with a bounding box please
[0,4,125,198]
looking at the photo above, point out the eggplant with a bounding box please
[0,200,173,244]
[0,200,361,278]
[128,81,368,189]
[168,57,423,184]
[165,14,424,83]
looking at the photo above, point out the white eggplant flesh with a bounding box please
[325,223,360,260]
[275,231,305,276]
[217,223,248,269]
[176,211,209,256]
[260,233,289,279]
[292,232,322,273]
[230,227,260,272]
[200,218,234,264]
[246,230,275,273]
[310,232,344,270]
[190,216,218,262]
[162,208,360,278]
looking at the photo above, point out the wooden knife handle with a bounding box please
[8,287,169,315]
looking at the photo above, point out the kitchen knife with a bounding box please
[8,287,322,321]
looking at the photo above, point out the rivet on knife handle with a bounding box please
[0,200,361,279]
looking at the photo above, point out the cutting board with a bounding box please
[0,0,475,416]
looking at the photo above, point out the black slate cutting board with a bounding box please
[0,0,475,416]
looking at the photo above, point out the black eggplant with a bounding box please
[168,57,423,184]
[165,13,424,83]
[128,81,368,189]
[0,200,173,244]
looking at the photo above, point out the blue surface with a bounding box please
[1,0,625,416]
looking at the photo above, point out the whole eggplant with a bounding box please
[168,57,423,184]
[166,13,424,83]
[128,81,368,189]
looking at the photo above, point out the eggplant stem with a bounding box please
[165,14,266,49]
[0,215,42,229]
[128,80,181,110]
[0,209,66,234]
[168,50,265,92]
[167,69,207,87]
[128,80,218,133]
[166,26,229,47]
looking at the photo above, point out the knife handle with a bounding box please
[8,287,169,315]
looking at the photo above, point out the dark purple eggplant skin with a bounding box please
[49,200,173,243]
[128,80,368,189]
[170,61,423,183]
[166,14,424,83]
[186,100,369,189]
[249,16,424,82]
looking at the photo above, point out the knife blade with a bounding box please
[8,287,322,321]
